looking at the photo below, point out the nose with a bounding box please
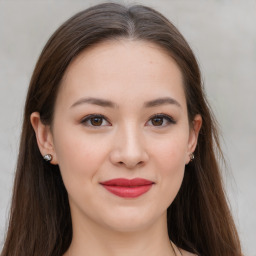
[109,125,149,169]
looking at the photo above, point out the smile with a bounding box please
[100,178,154,198]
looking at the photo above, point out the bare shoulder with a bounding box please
[180,248,198,256]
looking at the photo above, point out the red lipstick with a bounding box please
[100,178,154,198]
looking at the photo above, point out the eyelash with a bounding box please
[81,114,111,127]
[80,113,176,127]
[146,113,176,127]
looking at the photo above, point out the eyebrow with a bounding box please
[70,97,117,108]
[70,96,181,109]
[144,97,181,108]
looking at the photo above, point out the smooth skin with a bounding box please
[31,40,201,256]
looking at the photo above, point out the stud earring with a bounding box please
[43,154,52,162]
[189,153,195,162]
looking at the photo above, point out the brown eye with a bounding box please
[90,117,103,126]
[147,114,176,127]
[81,114,110,127]
[151,117,164,126]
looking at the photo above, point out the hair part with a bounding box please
[1,3,242,256]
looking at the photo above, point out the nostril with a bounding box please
[117,160,144,168]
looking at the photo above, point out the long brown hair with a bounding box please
[1,3,242,256]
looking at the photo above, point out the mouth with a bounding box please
[100,178,155,198]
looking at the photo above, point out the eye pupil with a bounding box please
[91,117,103,126]
[152,117,163,126]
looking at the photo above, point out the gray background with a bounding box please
[0,0,255,255]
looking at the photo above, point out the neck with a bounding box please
[64,211,176,256]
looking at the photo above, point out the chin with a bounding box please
[99,207,164,233]
[103,219,151,233]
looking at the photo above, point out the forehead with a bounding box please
[58,39,186,109]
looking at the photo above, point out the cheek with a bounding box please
[157,142,186,183]
[52,127,108,188]
[152,132,188,171]
[150,134,188,203]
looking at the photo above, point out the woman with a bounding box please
[1,3,242,256]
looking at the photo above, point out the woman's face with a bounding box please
[45,40,201,232]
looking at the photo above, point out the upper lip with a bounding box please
[100,178,154,187]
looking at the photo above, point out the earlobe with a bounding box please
[30,112,58,164]
[186,114,202,164]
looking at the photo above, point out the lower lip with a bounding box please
[101,184,153,198]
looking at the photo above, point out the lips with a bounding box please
[100,178,154,198]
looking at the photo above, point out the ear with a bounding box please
[30,112,58,165]
[186,114,202,164]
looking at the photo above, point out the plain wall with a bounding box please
[0,0,255,255]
